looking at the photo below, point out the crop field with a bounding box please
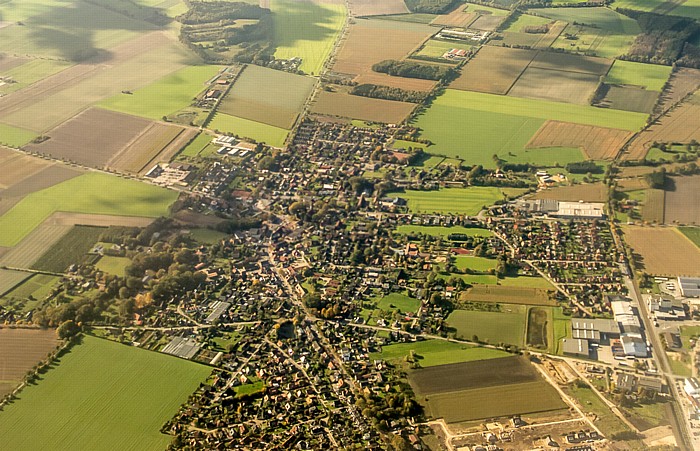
[0,222,72,269]
[680,227,700,248]
[0,270,31,297]
[311,91,415,124]
[376,292,421,313]
[209,113,288,148]
[447,305,527,346]
[625,94,700,160]
[532,183,608,202]
[623,226,700,276]
[0,148,51,189]
[99,65,221,120]
[270,0,346,75]
[0,328,58,396]
[526,120,633,160]
[530,52,612,75]
[599,85,659,114]
[464,3,509,31]
[665,175,700,225]
[656,67,700,113]
[509,67,599,105]
[395,225,493,238]
[390,187,505,215]
[0,335,212,450]
[450,46,536,95]
[32,226,105,273]
[24,108,153,168]
[642,188,665,223]
[369,339,509,367]
[349,0,408,16]
[0,173,177,247]
[605,60,672,91]
[218,65,316,129]
[110,124,193,174]
[0,55,27,72]
[95,256,131,277]
[531,7,641,59]
[461,285,556,306]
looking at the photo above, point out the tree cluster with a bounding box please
[350,84,428,103]
[372,60,453,81]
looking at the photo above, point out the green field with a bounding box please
[667,0,700,19]
[95,256,131,277]
[447,306,527,346]
[369,339,510,367]
[389,187,505,215]
[680,227,700,248]
[2,274,58,310]
[453,256,497,272]
[32,226,104,273]
[565,382,636,438]
[499,276,555,289]
[0,123,38,148]
[100,65,221,120]
[605,60,672,91]
[188,228,229,244]
[412,39,471,61]
[376,292,421,313]
[0,335,211,450]
[502,12,553,33]
[0,173,177,247]
[178,132,213,158]
[0,59,73,94]
[270,0,347,75]
[610,0,666,11]
[442,273,499,285]
[209,113,288,147]
[395,225,493,238]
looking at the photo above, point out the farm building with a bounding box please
[679,277,700,298]
[562,338,590,358]
[515,199,604,219]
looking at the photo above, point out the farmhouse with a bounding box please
[679,277,700,298]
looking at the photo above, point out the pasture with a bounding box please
[623,226,700,276]
[270,0,346,75]
[395,225,493,238]
[390,187,505,215]
[532,183,608,202]
[0,123,37,148]
[209,113,288,148]
[0,328,58,396]
[376,292,421,314]
[526,121,633,160]
[412,39,471,62]
[0,173,177,247]
[3,274,60,309]
[0,59,72,95]
[96,256,131,277]
[0,335,212,450]
[218,65,315,129]
[450,46,536,95]
[100,65,221,120]
[498,276,555,289]
[178,132,213,158]
[447,305,527,346]
[453,256,496,272]
[311,91,415,124]
[665,175,700,225]
[461,285,556,306]
[680,227,700,248]
[32,226,105,273]
[605,60,672,91]
[369,339,509,367]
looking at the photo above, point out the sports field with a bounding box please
[0,173,178,247]
[209,113,289,148]
[271,0,347,75]
[0,335,211,450]
[395,225,493,238]
[605,60,672,91]
[447,306,527,346]
[389,187,505,215]
[100,65,221,120]
[369,339,509,367]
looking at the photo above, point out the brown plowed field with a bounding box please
[526,120,633,160]
[0,55,27,72]
[24,108,153,168]
[529,51,612,75]
[509,67,599,105]
[665,175,700,225]
[623,226,700,276]
[0,147,51,189]
[431,7,476,28]
[108,123,188,173]
[311,91,415,124]
[532,183,608,202]
[625,95,700,160]
[349,0,408,16]
[460,285,556,306]
[0,328,58,396]
[450,46,536,95]
[655,67,700,113]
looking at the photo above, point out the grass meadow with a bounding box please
[209,113,288,148]
[447,305,527,346]
[395,225,493,238]
[376,292,421,313]
[389,187,505,215]
[369,339,509,367]
[0,123,37,148]
[605,60,672,91]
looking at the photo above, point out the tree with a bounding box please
[57,320,80,339]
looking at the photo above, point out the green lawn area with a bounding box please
[680,325,700,348]
[178,132,213,158]
[502,12,553,33]
[389,187,505,215]
[96,256,131,277]
[270,0,346,75]
[99,65,221,120]
[369,339,510,367]
[454,256,496,272]
[447,306,527,346]
[669,358,692,377]
[413,39,471,61]
[395,225,493,238]
[605,60,672,91]
[0,123,38,148]
[0,173,178,247]
[499,276,555,289]
[680,227,700,248]
[234,381,265,397]
[0,335,211,450]
[376,292,421,314]
[188,228,229,244]
[209,113,288,147]
[3,274,58,304]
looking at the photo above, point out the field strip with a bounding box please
[105,121,160,168]
[138,127,197,175]
[0,222,72,269]
[503,53,537,96]
[48,212,156,227]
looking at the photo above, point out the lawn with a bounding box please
[669,358,692,377]
[0,123,38,148]
[0,335,211,450]
[377,292,421,313]
[32,226,105,273]
[369,339,509,367]
[0,173,178,247]
[389,187,505,215]
[453,256,496,272]
[188,228,229,244]
[447,305,527,346]
[605,60,672,91]
[99,65,221,120]
[178,132,213,158]
[270,0,347,75]
[395,225,493,238]
[95,256,131,277]
[680,227,700,248]
[499,276,555,289]
[209,113,288,148]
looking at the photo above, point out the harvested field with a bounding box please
[431,6,476,28]
[527,307,549,348]
[642,189,665,223]
[470,13,505,31]
[354,71,437,92]
[665,175,700,225]
[349,0,408,16]
[529,51,612,75]
[0,270,30,297]
[655,67,700,113]
[108,123,192,174]
[32,226,105,273]
[623,226,700,276]
[0,328,58,396]
[450,46,536,95]
[461,285,555,306]
[617,178,649,191]
[311,91,415,124]
[526,120,633,160]
[24,108,153,168]
[218,65,316,129]
[0,55,26,72]
[0,222,72,269]
[534,20,568,49]
[625,94,700,160]
[509,67,599,105]
[532,183,607,202]
[0,147,51,189]
[598,85,659,114]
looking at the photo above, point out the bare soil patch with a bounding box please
[526,120,633,160]
[450,46,536,95]
[532,183,607,202]
[623,226,700,276]
[0,147,51,189]
[509,67,599,105]
[598,85,659,114]
[311,91,415,124]
[349,0,408,16]
[529,52,612,75]
[655,67,700,113]
[108,123,192,174]
[0,328,58,396]
[664,175,700,225]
